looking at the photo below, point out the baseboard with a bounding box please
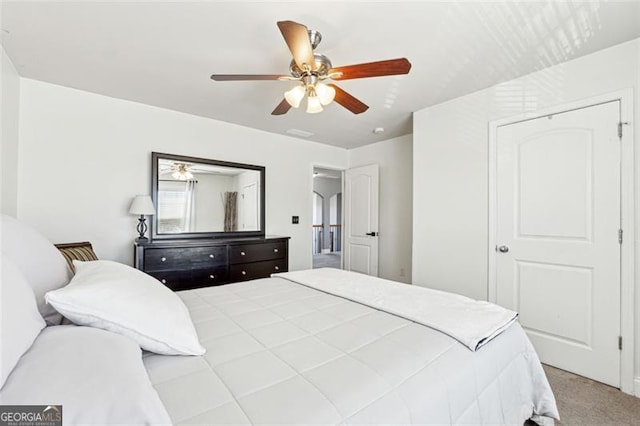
[634,377,640,397]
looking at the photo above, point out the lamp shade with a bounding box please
[306,95,323,114]
[284,85,306,108]
[129,195,155,215]
[315,82,336,106]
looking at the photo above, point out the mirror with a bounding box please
[151,152,265,240]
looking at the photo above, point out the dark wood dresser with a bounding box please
[134,236,289,291]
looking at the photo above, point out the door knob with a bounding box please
[365,232,378,237]
[497,245,509,253]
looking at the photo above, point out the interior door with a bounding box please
[344,164,379,276]
[495,101,621,386]
[242,183,258,230]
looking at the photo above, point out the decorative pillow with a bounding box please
[55,241,99,272]
[0,214,70,324]
[45,260,205,356]
[0,255,46,389]
[0,325,171,424]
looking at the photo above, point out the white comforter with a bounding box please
[275,268,518,351]
[144,275,559,425]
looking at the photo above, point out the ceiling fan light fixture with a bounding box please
[172,171,195,181]
[284,84,306,108]
[315,82,335,106]
[172,164,194,181]
[306,94,323,114]
[212,21,412,116]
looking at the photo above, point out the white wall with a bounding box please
[17,78,347,270]
[1,46,20,216]
[348,134,413,283]
[312,192,323,226]
[329,194,341,225]
[635,38,640,397]
[193,173,233,232]
[413,39,640,391]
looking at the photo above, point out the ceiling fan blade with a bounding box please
[328,84,369,114]
[271,98,292,115]
[277,20,316,71]
[330,58,411,80]
[210,74,283,81]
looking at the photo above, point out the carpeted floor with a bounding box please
[543,364,640,425]
[312,252,341,269]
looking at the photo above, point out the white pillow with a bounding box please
[0,325,171,424]
[0,214,70,324]
[45,260,205,356]
[0,255,46,389]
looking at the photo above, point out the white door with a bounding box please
[242,183,258,230]
[344,164,379,275]
[496,101,621,386]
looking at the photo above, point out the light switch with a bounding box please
[292,216,299,224]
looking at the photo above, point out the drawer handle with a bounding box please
[274,266,280,271]
[240,251,246,256]
[241,270,247,275]
[161,279,166,284]
[209,254,215,259]
[209,274,215,279]
[274,248,279,253]
[161,257,167,262]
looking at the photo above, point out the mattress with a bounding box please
[143,277,558,425]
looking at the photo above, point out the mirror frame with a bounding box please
[150,152,266,240]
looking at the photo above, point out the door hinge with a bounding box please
[619,336,623,350]
[618,121,629,139]
[618,229,623,244]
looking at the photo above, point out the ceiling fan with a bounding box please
[210,20,412,115]
[159,161,241,180]
[159,163,196,180]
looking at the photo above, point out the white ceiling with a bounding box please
[2,1,639,149]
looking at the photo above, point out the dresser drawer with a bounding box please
[148,267,228,291]
[146,270,190,291]
[145,246,227,271]
[229,242,286,264]
[229,259,287,282]
[191,267,228,286]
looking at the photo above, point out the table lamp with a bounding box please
[129,195,155,241]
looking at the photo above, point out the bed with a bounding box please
[0,214,559,425]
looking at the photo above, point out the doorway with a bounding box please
[488,91,634,391]
[312,167,343,269]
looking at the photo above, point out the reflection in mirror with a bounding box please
[153,155,262,236]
